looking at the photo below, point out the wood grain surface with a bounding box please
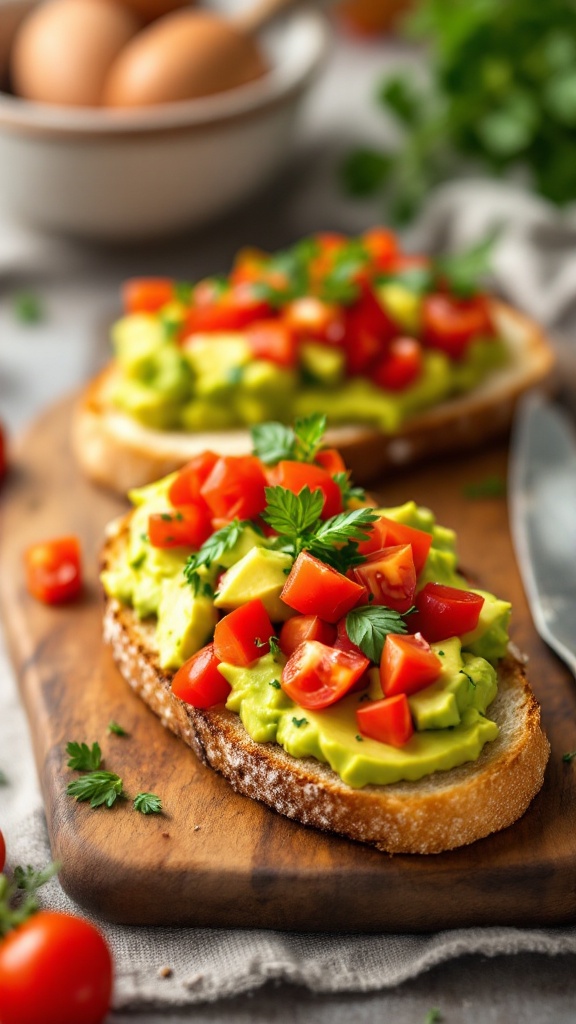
[1,395,575,932]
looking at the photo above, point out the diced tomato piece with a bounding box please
[373,337,423,391]
[24,536,82,605]
[283,297,345,344]
[358,516,432,576]
[282,639,369,709]
[168,451,219,507]
[314,447,347,476]
[344,285,396,374]
[422,293,493,359]
[148,504,212,549]
[213,599,275,666]
[353,544,416,613]
[279,614,336,657]
[410,583,485,642]
[122,277,175,314]
[281,551,365,623]
[184,281,271,334]
[171,643,230,708]
[380,632,442,697]
[334,616,365,657]
[245,319,297,368]
[268,461,343,519]
[356,693,414,747]
[361,227,399,271]
[200,455,268,522]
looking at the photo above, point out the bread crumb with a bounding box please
[158,966,173,979]
[161,831,170,838]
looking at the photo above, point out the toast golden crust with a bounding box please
[74,300,555,492]
[101,521,550,855]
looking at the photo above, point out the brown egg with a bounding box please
[107,0,191,23]
[103,10,268,107]
[10,0,141,106]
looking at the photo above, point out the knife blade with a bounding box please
[509,391,576,678]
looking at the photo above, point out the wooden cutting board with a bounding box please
[1,395,575,932]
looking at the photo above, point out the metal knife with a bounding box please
[509,390,576,678]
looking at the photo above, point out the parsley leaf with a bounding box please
[108,720,129,737]
[292,413,327,462]
[345,605,410,663]
[251,422,295,465]
[0,862,60,937]
[134,792,162,815]
[263,485,324,542]
[562,750,576,763]
[66,771,124,809]
[184,518,254,588]
[435,230,499,299]
[66,741,102,772]
[13,862,59,893]
[424,1010,443,1024]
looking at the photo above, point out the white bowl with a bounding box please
[0,1,329,240]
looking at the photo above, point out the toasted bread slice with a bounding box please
[101,520,550,855]
[74,300,554,493]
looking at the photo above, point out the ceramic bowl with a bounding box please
[0,0,328,240]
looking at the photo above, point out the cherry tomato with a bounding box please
[168,451,219,507]
[422,293,493,359]
[282,639,369,710]
[281,551,365,623]
[0,828,5,871]
[353,544,416,613]
[358,516,432,576]
[372,337,423,391]
[200,455,268,522]
[410,583,485,642]
[344,286,396,374]
[122,277,175,314]
[172,643,230,708]
[380,632,442,697]
[245,319,298,368]
[279,614,336,657]
[213,599,274,666]
[0,910,113,1024]
[356,693,414,747]
[268,461,343,519]
[24,536,82,605]
[148,504,212,549]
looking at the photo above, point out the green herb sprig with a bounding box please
[66,771,125,809]
[133,793,162,815]
[0,862,60,938]
[66,741,102,772]
[345,605,412,663]
[251,413,327,466]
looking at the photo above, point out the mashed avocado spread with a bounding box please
[110,230,507,435]
[102,471,511,788]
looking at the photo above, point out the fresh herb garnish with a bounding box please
[424,1010,443,1024]
[269,636,281,656]
[263,486,377,572]
[184,518,252,590]
[269,679,282,689]
[345,605,411,663]
[133,792,162,815]
[66,741,102,772]
[13,290,43,324]
[108,721,128,737]
[435,230,499,299]
[251,414,327,466]
[0,862,60,938]
[355,734,364,742]
[463,475,507,499]
[292,717,308,728]
[562,750,576,763]
[66,771,125,809]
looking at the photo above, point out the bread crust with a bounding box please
[101,521,550,854]
[73,300,555,492]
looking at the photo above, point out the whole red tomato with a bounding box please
[0,911,113,1024]
[0,829,5,871]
